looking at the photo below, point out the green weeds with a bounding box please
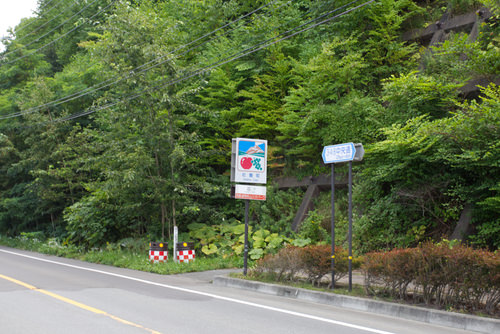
[0,234,243,275]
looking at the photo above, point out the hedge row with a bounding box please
[250,245,361,286]
[363,242,500,314]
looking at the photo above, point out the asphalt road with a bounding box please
[0,246,477,334]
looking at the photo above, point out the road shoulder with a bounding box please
[213,275,500,334]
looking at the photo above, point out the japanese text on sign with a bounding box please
[322,142,356,164]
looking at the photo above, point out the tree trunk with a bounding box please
[48,110,75,206]
[450,203,473,242]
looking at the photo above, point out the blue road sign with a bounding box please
[322,142,356,164]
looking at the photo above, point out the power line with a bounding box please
[12,0,62,35]
[38,0,59,11]
[56,0,375,123]
[9,0,368,123]
[4,0,374,125]
[14,0,80,45]
[0,0,284,119]
[2,0,102,59]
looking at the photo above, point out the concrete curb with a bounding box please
[213,276,500,333]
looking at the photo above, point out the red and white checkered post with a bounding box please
[176,242,195,263]
[177,249,195,263]
[149,242,168,263]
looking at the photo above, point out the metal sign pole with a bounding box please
[330,163,335,289]
[348,161,353,292]
[173,226,178,263]
[322,142,363,292]
[231,138,268,276]
[243,199,250,276]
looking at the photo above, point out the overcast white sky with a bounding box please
[1,0,40,50]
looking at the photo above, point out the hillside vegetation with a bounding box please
[0,0,498,252]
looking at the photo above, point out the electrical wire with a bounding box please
[0,0,115,67]
[3,0,374,125]
[0,0,284,119]
[2,0,102,59]
[12,0,61,35]
[56,0,375,123]
[37,0,59,12]
[13,0,80,45]
[5,0,365,123]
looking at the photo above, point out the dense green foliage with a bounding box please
[0,0,498,251]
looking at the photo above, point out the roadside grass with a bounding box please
[81,249,243,275]
[0,234,243,275]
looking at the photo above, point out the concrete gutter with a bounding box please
[213,276,500,334]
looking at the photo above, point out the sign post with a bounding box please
[330,163,335,289]
[243,199,250,275]
[322,143,363,291]
[348,161,353,290]
[231,138,267,275]
[173,226,178,263]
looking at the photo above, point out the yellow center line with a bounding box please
[0,273,162,334]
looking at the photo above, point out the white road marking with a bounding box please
[0,248,395,334]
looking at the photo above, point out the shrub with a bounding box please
[65,194,132,249]
[363,242,500,315]
[251,246,302,282]
[364,248,417,299]
[414,242,451,305]
[299,245,331,286]
[250,244,360,287]
[299,245,359,286]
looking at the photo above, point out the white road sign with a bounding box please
[322,142,356,164]
[234,184,267,201]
